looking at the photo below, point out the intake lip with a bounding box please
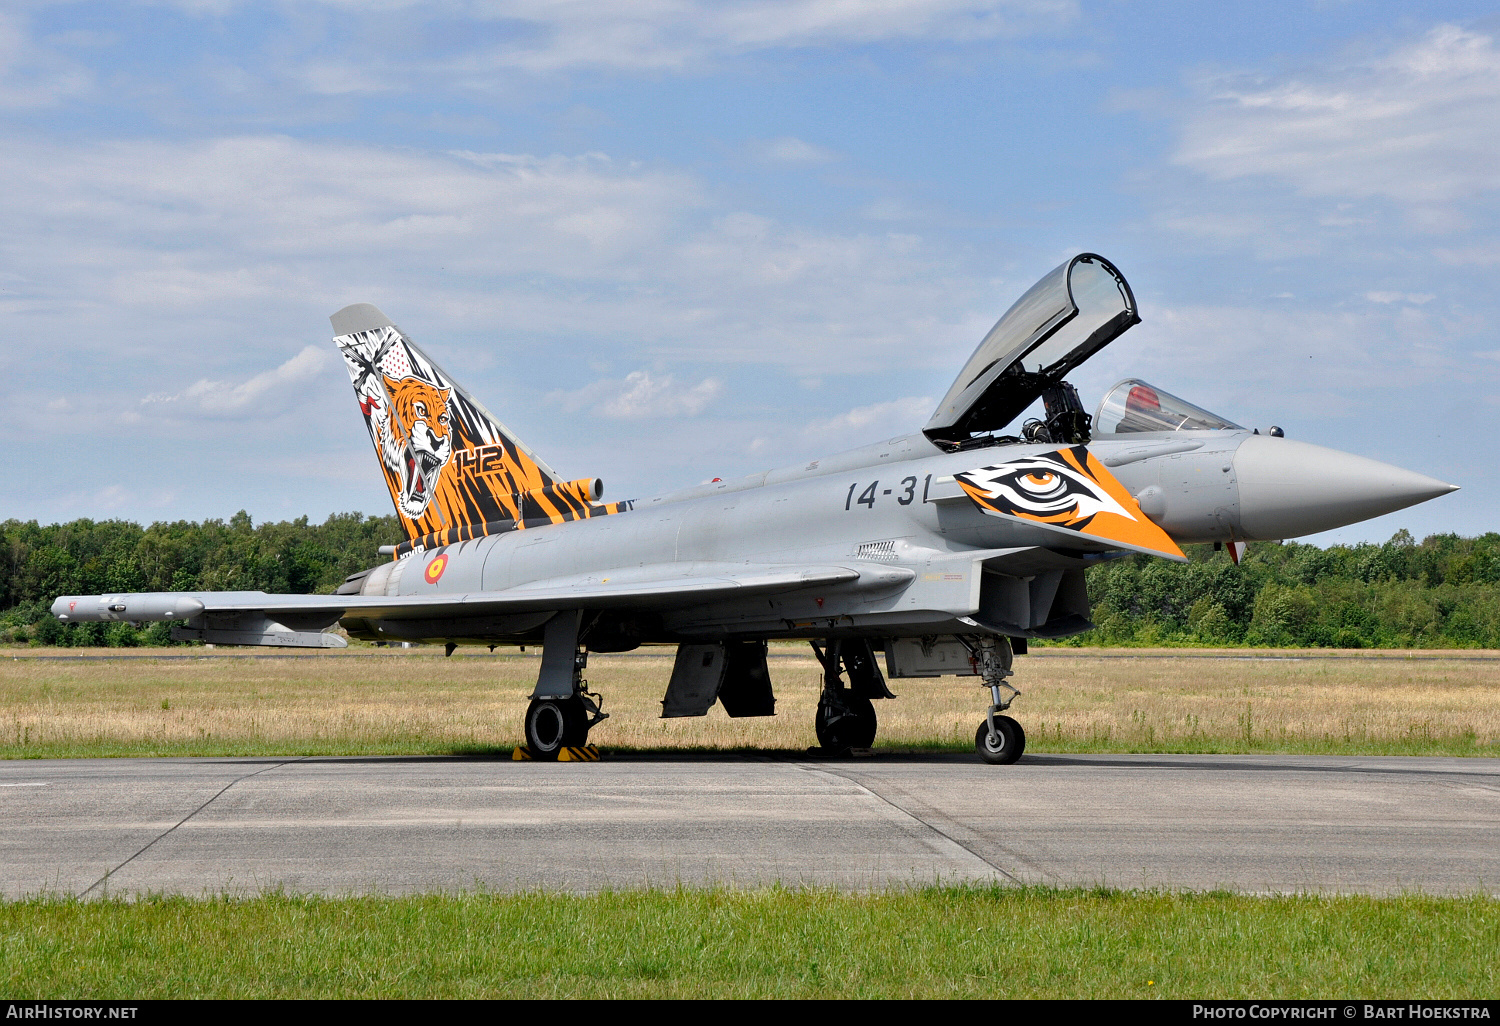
[1233,435,1457,540]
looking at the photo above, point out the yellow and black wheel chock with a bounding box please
[512,745,600,762]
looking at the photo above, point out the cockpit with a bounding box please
[924,253,1248,451]
[1093,379,1242,434]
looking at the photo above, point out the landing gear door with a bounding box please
[924,253,1139,444]
[661,643,726,718]
[886,637,979,678]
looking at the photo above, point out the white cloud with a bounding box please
[1130,304,1427,383]
[0,135,699,315]
[692,395,934,472]
[94,485,131,511]
[144,345,333,415]
[439,0,1079,74]
[755,136,838,164]
[1365,291,1434,305]
[0,128,988,497]
[10,131,982,374]
[552,371,723,419]
[1434,243,1500,267]
[0,127,1000,521]
[1072,300,1475,434]
[185,345,332,412]
[299,62,395,97]
[710,0,1072,47]
[224,0,1077,88]
[861,198,920,221]
[0,12,91,108]
[802,396,934,446]
[1176,25,1500,219]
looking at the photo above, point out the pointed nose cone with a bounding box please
[1234,435,1458,540]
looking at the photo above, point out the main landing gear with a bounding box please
[524,688,606,758]
[524,611,608,760]
[960,635,1025,765]
[810,639,893,754]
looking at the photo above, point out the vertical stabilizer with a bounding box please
[332,305,622,547]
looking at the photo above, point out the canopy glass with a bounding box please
[924,253,1138,442]
[1094,379,1243,434]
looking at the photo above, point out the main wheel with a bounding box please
[525,697,589,760]
[816,693,877,752]
[975,716,1025,765]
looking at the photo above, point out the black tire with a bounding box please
[525,697,589,760]
[815,693,877,752]
[975,716,1025,765]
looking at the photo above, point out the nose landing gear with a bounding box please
[960,635,1026,765]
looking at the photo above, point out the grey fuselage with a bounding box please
[337,426,1427,648]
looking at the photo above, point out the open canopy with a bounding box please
[924,253,1139,443]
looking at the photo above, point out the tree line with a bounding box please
[2,512,398,647]
[3,514,1498,649]
[1073,529,1500,648]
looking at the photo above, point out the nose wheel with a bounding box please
[975,715,1025,764]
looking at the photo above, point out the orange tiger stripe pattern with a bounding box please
[955,445,1185,560]
[335,319,633,552]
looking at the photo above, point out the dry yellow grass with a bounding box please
[2,645,1498,757]
[1016,650,1500,754]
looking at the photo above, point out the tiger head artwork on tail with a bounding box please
[377,373,453,520]
[330,303,633,554]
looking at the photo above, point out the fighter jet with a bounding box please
[52,254,1458,763]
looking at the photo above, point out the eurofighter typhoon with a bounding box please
[53,254,1458,762]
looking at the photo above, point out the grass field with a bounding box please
[3,887,1496,998]
[2,646,1497,759]
[5,654,1496,999]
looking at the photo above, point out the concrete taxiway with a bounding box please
[2,752,1497,897]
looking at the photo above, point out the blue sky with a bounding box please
[6,1,1499,544]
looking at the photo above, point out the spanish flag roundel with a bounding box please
[423,553,449,584]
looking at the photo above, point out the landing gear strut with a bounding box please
[526,612,608,760]
[810,640,887,753]
[959,635,1025,765]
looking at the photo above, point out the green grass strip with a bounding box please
[2,887,1496,999]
